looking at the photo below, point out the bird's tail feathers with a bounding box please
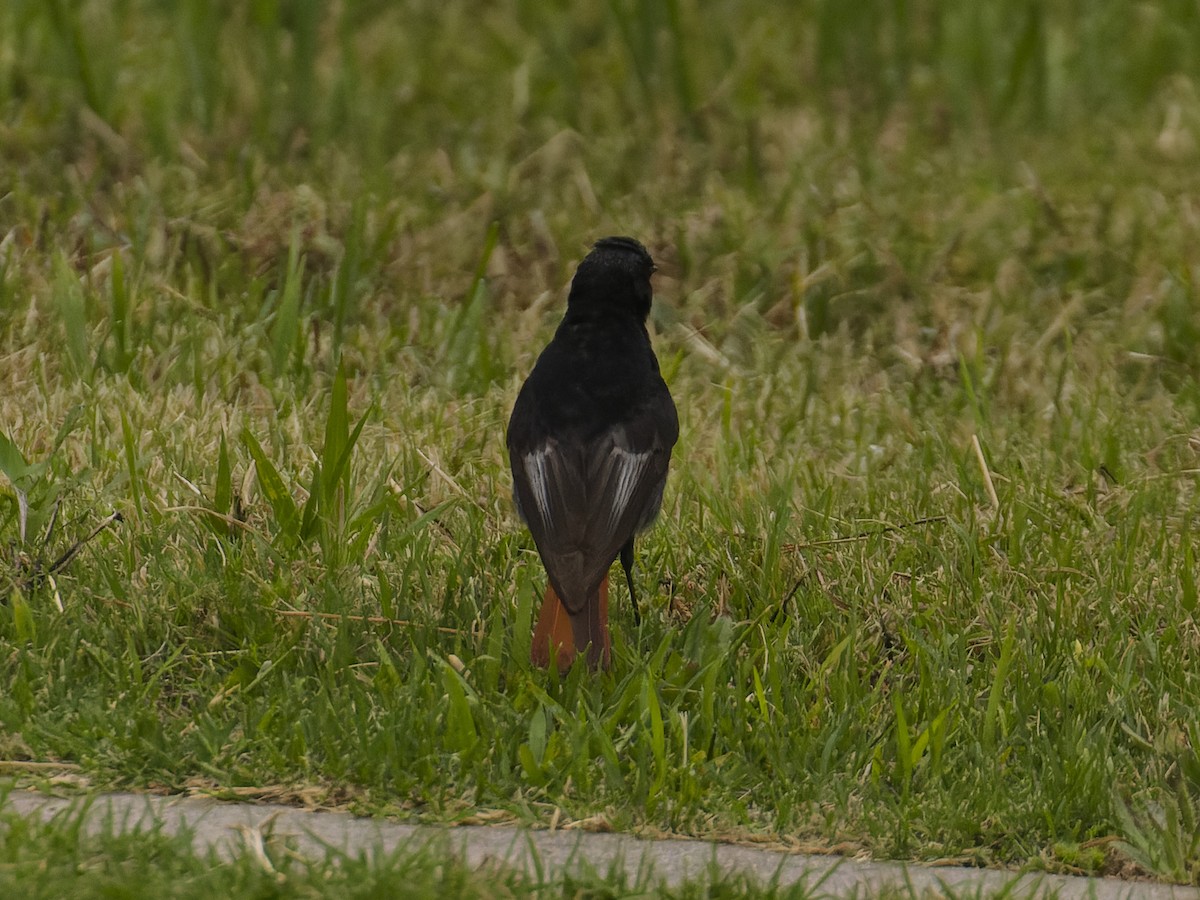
[570,576,610,670]
[531,577,610,672]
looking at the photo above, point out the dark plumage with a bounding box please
[507,237,679,670]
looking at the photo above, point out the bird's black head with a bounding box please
[566,236,656,319]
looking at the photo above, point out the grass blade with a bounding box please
[0,431,35,487]
[270,230,305,376]
[53,253,91,382]
[108,250,130,373]
[1182,529,1197,614]
[200,431,234,539]
[982,619,1016,752]
[643,673,667,801]
[119,408,143,520]
[893,693,913,793]
[241,428,298,541]
[214,431,232,519]
[321,365,349,511]
[442,661,479,755]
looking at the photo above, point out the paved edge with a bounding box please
[2,790,1196,899]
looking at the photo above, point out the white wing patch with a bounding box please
[523,447,557,530]
[603,447,651,534]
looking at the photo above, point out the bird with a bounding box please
[507,236,679,671]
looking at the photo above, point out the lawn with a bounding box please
[2,0,1200,889]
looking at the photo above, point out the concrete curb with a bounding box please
[3,790,1197,898]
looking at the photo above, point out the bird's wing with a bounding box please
[510,394,676,614]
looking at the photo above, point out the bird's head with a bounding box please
[566,236,656,319]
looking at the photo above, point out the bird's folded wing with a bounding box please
[513,414,672,614]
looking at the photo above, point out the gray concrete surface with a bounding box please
[3,790,1197,898]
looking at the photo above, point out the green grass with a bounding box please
[3,0,1200,890]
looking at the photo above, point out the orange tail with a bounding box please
[531,576,610,672]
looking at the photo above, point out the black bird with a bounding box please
[507,236,679,670]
